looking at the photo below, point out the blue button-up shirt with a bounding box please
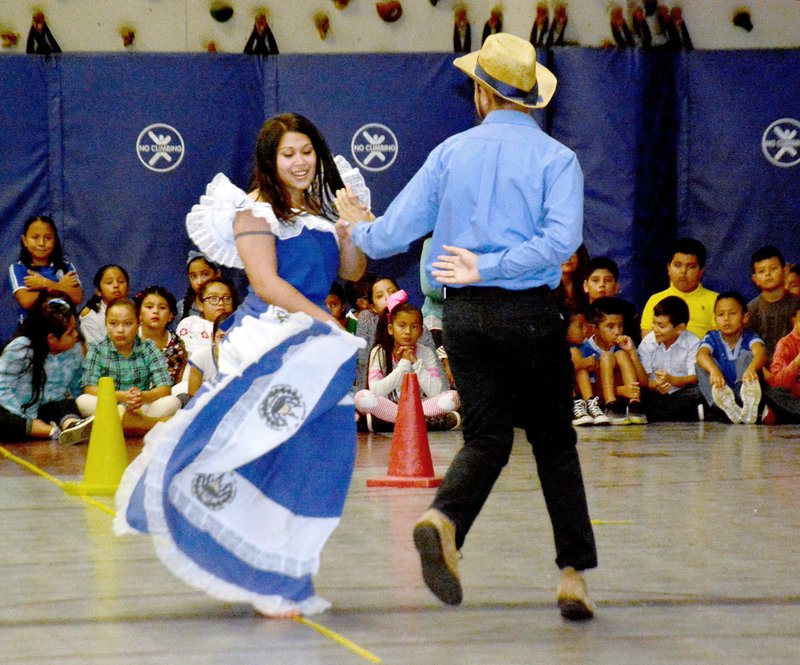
[351,110,583,290]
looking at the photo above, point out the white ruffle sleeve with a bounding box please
[186,173,275,269]
[185,173,339,269]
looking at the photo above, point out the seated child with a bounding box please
[175,252,222,323]
[567,306,609,426]
[763,301,800,423]
[637,296,702,421]
[135,286,187,387]
[9,215,83,325]
[80,264,129,345]
[582,256,641,344]
[784,263,800,298]
[354,276,443,391]
[187,312,230,397]
[343,271,375,334]
[580,297,648,425]
[354,291,460,429]
[696,291,766,424]
[77,297,182,436]
[747,245,800,361]
[176,277,238,356]
[0,294,92,444]
[640,238,718,339]
[325,281,348,329]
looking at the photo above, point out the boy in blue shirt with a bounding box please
[580,297,647,424]
[696,291,766,423]
[582,256,641,344]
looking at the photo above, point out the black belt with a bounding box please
[444,285,550,300]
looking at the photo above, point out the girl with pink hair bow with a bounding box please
[355,289,460,429]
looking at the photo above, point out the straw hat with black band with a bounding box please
[453,33,557,110]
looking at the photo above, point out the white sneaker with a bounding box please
[711,385,743,424]
[58,416,94,446]
[586,396,610,425]
[740,381,762,424]
[571,399,594,427]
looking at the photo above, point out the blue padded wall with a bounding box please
[678,50,800,297]
[0,49,798,344]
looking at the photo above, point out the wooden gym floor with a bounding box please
[2,422,799,664]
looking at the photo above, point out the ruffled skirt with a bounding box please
[114,304,363,615]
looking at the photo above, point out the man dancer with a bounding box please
[336,33,597,620]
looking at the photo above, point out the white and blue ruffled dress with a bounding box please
[114,174,364,615]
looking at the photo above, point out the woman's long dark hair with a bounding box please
[14,291,76,410]
[250,113,345,223]
[18,215,67,270]
[83,264,130,313]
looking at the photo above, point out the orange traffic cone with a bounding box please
[367,372,442,488]
[63,377,129,496]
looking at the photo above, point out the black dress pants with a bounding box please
[432,286,597,571]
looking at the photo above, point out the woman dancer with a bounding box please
[114,113,366,617]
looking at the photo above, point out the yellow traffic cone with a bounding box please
[63,376,129,496]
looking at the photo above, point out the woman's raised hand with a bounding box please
[334,185,374,240]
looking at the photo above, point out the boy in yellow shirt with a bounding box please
[640,238,718,339]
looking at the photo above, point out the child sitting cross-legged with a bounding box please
[353,275,444,392]
[77,297,182,436]
[637,296,703,421]
[696,291,766,424]
[582,256,641,344]
[567,306,609,426]
[354,290,460,431]
[580,297,648,425]
[0,293,92,445]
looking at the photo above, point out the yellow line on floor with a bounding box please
[591,519,634,525]
[0,445,115,515]
[0,444,382,663]
[295,616,383,663]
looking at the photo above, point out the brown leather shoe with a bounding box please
[413,509,462,605]
[557,567,595,620]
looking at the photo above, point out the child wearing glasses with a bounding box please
[175,277,239,355]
